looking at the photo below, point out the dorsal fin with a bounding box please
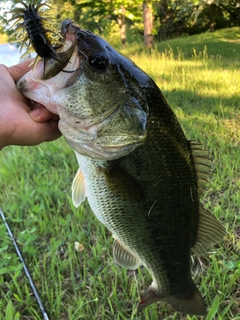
[190,141,225,253]
[190,141,212,196]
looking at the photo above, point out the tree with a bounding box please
[2,0,239,44]
[143,0,154,47]
[116,5,127,47]
[54,0,143,46]
[195,0,240,32]
[155,0,240,39]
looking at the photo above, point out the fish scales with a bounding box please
[77,90,199,294]
[16,18,225,316]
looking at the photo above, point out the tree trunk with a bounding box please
[117,6,127,47]
[143,1,153,48]
[209,3,215,32]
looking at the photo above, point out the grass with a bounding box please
[117,26,240,64]
[0,27,240,320]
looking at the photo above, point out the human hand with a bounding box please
[0,60,61,150]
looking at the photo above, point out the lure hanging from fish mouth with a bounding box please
[41,42,78,80]
[9,0,76,79]
[9,0,62,59]
[42,18,109,80]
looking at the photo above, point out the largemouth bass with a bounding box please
[17,19,225,316]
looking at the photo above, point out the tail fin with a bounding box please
[138,284,206,316]
[167,285,206,316]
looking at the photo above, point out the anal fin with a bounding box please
[113,238,140,270]
[103,161,142,201]
[71,168,86,208]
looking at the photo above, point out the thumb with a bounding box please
[8,59,34,82]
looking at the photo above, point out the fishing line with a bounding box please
[0,208,50,320]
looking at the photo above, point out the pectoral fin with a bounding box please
[71,168,86,208]
[113,238,140,270]
[103,161,142,201]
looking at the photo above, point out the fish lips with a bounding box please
[59,117,146,160]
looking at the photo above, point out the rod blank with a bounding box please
[0,208,50,320]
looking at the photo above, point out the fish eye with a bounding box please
[88,52,109,73]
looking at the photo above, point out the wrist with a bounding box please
[0,124,10,150]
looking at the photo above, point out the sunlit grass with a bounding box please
[0,28,239,319]
[116,26,240,64]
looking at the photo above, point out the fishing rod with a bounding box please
[0,208,50,320]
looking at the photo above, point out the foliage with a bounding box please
[53,0,143,38]
[0,27,239,319]
[1,0,240,45]
[155,0,240,40]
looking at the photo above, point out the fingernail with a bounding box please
[29,108,40,120]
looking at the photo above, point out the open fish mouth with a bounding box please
[20,19,83,81]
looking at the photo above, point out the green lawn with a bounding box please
[119,26,240,64]
[0,27,239,320]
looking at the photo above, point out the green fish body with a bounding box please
[17,19,225,315]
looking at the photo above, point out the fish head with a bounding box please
[17,19,150,160]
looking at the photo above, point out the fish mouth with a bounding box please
[29,19,81,80]
[17,18,147,160]
[41,43,77,80]
[58,112,146,161]
[61,18,77,38]
[17,41,82,115]
[65,135,144,160]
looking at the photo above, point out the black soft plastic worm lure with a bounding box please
[10,0,62,60]
[9,0,76,79]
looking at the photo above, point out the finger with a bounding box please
[29,104,59,122]
[0,65,31,108]
[12,119,61,147]
[44,120,62,142]
[8,59,34,82]
[31,120,61,144]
